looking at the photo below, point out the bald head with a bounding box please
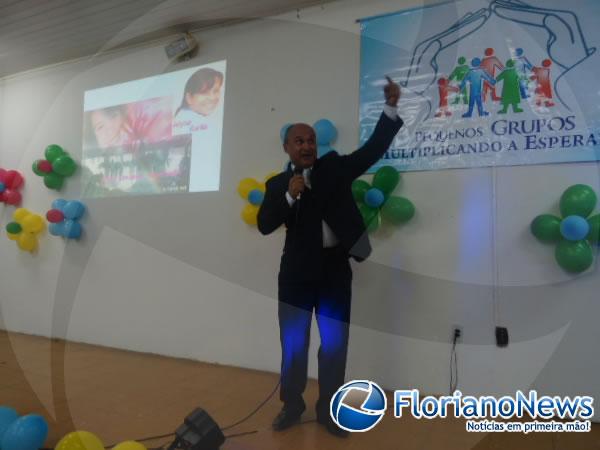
[284,123,314,144]
[284,123,317,169]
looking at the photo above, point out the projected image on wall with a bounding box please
[81,60,226,197]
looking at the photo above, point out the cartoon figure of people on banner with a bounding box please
[434,47,555,120]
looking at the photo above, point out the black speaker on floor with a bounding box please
[167,408,225,450]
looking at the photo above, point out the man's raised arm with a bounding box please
[341,76,404,180]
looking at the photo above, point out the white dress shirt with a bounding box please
[285,105,399,248]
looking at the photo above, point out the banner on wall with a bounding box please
[359,0,600,173]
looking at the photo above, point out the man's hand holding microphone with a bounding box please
[289,167,305,201]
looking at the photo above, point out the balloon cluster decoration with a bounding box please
[280,119,338,158]
[352,166,415,233]
[32,145,77,190]
[0,169,24,206]
[530,184,599,273]
[55,431,147,450]
[5,208,46,253]
[313,119,337,157]
[46,199,86,239]
[238,173,277,226]
[0,406,48,450]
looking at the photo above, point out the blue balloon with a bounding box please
[0,182,5,193]
[318,145,334,158]
[1,414,48,450]
[64,220,82,239]
[280,123,293,144]
[49,222,64,237]
[364,188,385,208]
[63,201,85,220]
[51,199,67,210]
[313,119,337,146]
[0,407,18,441]
[560,215,590,241]
[247,189,264,206]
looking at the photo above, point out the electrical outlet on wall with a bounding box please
[496,327,509,347]
[452,326,462,342]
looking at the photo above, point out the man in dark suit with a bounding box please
[257,77,403,437]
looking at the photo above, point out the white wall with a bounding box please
[0,0,599,419]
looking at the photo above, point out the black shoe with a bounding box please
[317,416,349,438]
[272,407,304,431]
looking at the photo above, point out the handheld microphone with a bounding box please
[293,166,303,201]
[292,166,303,247]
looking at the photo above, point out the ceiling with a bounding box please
[0,0,332,78]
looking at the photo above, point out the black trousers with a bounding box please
[277,247,352,419]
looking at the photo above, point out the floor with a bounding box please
[0,330,599,450]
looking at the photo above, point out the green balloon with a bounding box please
[381,196,415,224]
[367,212,381,233]
[44,172,64,190]
[352,179,370,203]
[560,184,597,218]
[359,203,377,222]
[372,166,400,194]
[359,204,380,232]
[555,240,594,273]
[52,155,77,176]
[530,214,562,243]
[6,222,21,234]
[32,160,45,176]
[44,144,65,162]
[587,214,600,245]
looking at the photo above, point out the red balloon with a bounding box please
[4,170,24,189]
[38,160,53,173]
[46,209,64,223]
[4,190,21,206]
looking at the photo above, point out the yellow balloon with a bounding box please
[7,232,19,241]
[258,182,266,192]
[241,204,259,226]
[264,172,278,182]
[55,431,105,450]
[238,178,260,199]
[22,214,45,234]
[13,208,29,222]
[112,442,147,450]
[18,233,37,252]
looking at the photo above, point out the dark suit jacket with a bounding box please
[257,112,403,282]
